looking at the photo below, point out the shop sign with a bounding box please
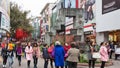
[102,0,120,14]
[70,29,77,35]
[84,31,93,35]
[74,35,81,41]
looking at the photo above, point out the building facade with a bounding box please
[40,3,55,44]
[31,17,41,40]
[0,0,10,38]
[50,0,84,44]
[96,0,120,44]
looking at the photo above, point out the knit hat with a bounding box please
[55,41,61,45]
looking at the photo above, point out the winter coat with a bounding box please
[48,46,54,59]
[64,45,71,54]
[86,44,98,60]
[16,46,22,55]
[99,46,109,61]
[33,46,40,58]
[42,47,50,59]
[1,47,8,57]
[25,46,33,60]
[66,48,80,62]
[54,45,65,67]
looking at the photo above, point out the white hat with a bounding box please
[55,41,61,45]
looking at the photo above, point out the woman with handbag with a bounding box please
[99,42,109,68]
[25,42,33,68]
[66,42,80,68]
[87,41,98,68]
[33,43,40,68]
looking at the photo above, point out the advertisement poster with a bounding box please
[65,0,76,8]
[102,0,120,14]
[79,0,96,31]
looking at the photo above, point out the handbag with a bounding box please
[92,52,100,58]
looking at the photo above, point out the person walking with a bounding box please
[42,44,50,68]
[33,43,40,68]
[53,41,65,68]
[109,41,115,59]
[25,42,33,68]
[66,42,80,68]
[16,42,22,66]
[7,41,15,68]
[48,43,54,68]
[1,41,8,68]
[99,42,109,68]
[86,41,98,68]
[63,43,71,68]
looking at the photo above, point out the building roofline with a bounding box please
[40,3,55,14]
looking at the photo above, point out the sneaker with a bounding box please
[4,65,7,67]
[3,65,5,67]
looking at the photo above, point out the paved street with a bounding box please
[0,56,120,68]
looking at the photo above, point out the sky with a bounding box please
[10,0,57,18]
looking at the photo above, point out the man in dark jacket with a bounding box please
[42,44,50,68]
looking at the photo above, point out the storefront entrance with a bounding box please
[109,30,120,42]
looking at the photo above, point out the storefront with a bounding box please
[109,30,120,42]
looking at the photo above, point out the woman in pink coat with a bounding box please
[25,42,33,68]
[99,42,109,68]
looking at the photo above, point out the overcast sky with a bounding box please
[10,0,57,17]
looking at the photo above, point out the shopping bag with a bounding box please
[92,52,100,58]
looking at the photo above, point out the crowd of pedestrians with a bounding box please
[0,37,119,68]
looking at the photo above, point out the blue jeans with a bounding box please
[8,56,14,67]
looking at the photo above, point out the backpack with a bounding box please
[8,43,14,51]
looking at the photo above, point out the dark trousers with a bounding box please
[3,55,7,65]
[50,59,53,68]
[17,55,21,65]
[68,61,77,68]
[101,61,106,68]
[55,66,64,68]
[109,51,114,59]
[33,56,38,68]
[65,61,68,68]
[44,59,49,68]
[89,60,96,68]
[27,60,31,68]
[115,54,119,60]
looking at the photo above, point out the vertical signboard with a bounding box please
[1,13,10,31]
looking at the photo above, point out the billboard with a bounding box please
[64,0,80,8]
[96,0,120,32]
[80,0,96,31]
[65,0,76,8]
[102,0,120,14]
